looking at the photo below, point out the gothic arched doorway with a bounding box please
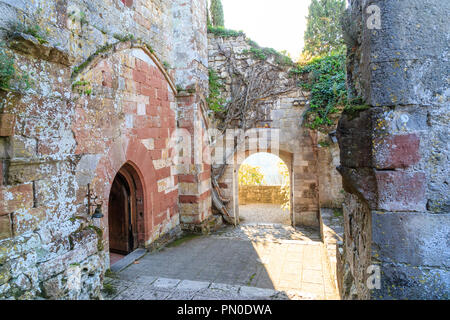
[108,163,145,259]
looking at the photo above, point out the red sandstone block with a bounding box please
[121,0,133,7]
[140,84,153,97]
[159,90,168,101]
[180,195,199,204]
[133,70,146,83]
[178,175,197,183]
[375,171,426,211]
[123,101,137,113]
[374,134,421,169]
[0,183,33,215]
[199,171,211,181]
[137,128,160,139]
[156,167,170,180]
[158,128,168,138]
[154,138,166,149]
[149,150,161,159]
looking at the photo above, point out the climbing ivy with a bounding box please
[290,50,347,130]
[207,68,226,113]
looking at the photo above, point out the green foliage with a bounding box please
[207,26,292,66]
[102,283,117,296]
[238,164,265,186]
[343,102,370,119]
[72,80,92,95]
[9,21,49,44]
[303,0,346,57]
[167,234,201,248]
[318,140,330,147]
[210,0,225,27]
[113,33,135,42]
[244,45,293,66]
[291,51,347,130]
[0,46,15,90]
[207,68,226,113]
[0,44,32,91]
[71,42,113,79]
[333,208,343,217]
[162,61,171,70]
[207,25,245,38]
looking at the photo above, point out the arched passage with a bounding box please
[108,163,145,262]
[227,148,294,226]
[238,152,291,225]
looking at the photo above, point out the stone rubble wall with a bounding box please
[0,0,209,300]
[239,185,285,205]
[337,0,450,299]
[316,132,345,209]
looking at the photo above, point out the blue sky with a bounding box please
[221,0,311,59]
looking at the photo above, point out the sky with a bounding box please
[243,152,286,185]
[221,0,312,60]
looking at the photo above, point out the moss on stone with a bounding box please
[166,233,201,248]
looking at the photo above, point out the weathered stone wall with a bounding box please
[239,185,285,205]
[208,33,321,227]
[172,0,213,233]
[337,0,450,299]
[0,0,210,299]
[316,132,344,209]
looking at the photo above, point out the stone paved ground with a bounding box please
[104,223,340,300]
[239,203,291,225]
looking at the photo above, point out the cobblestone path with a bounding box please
[104,223,340,300]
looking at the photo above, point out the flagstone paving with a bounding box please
[104,223,340,300]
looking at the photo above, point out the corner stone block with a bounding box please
[375,171,426,211]
[372,211,450,268]
[337,166,378,208]
[0,183,34,216]
[0,214,12,240]
[373,134,420,169]
[336,110,373,168]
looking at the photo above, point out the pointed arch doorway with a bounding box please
[108,163,145,256]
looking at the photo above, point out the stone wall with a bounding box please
[316,132,345,209]
[337,0,450,299]
[208,33,321,227]
[239,185,285,205]
[0,0,210,299]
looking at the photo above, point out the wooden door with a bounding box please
[108,174,132,254]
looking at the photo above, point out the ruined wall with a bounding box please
[316,132,344,209]
[207,33,347,227]
[337,0,450,299]
[239,185,285,205]
[0,0,209,299]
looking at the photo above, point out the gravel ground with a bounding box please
[239,203,291,225]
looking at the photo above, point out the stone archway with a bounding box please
[108,162,145,257]
[238,152,291,225]
[231,147,294,226]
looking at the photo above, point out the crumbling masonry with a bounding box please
[0,0,448,300]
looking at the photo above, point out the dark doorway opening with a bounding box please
[108,163,144,258]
